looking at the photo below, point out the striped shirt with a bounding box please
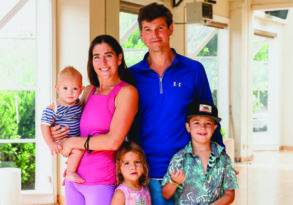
[41,102,82,136]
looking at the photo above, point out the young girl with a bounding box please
[112,142,151,205]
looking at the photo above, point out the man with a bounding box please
[129,3,224,205]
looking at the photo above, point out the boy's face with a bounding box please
[186,115,217,145]
[56,75,83,106]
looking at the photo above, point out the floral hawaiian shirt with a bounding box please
[162,142,238,205]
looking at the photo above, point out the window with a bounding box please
[0,0,53,202]
[186,24,229,137]
[252,36,269,133]
[119,11,147,67]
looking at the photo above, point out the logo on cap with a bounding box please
[199,104,212,113]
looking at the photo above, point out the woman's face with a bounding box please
[92,42,122,80]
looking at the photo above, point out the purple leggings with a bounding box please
[65,181,115,205]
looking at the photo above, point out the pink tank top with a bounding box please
[78,81,127,185]
[116,184,151,205]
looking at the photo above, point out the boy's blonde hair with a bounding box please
[116,142,149,186]
[57,66,82,84]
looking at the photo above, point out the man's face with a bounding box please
[140,17,173,52]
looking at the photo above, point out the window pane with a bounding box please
[0,143,36,190]
[0,0,36,38]
[119,12,147,67]
[252,36,269,133]
[0,91,35,139]
[0,39,36,89]
[186,24,219,105]
[0,0,37,190]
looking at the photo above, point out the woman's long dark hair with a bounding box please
[87,35,134,87]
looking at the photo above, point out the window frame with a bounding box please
[0,0,55,203]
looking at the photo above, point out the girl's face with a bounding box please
[56,75,83,106]
[120,151,144,184]
[92,42,122,80]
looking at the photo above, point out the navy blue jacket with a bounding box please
[129,50,223,178]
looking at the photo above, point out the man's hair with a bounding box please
[138,2,173,30]
[58,66,82,83]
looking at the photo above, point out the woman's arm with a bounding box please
[211,190,235,205]
[61,85,138,156]
[111,189,125,205]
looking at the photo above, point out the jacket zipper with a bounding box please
[159,77,163,94]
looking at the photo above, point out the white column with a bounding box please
[0,168,21,205]
[229,0,254,161]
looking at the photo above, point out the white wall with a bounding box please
[281,10,293,146]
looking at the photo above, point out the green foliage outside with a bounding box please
[254,44,269,61]
[122,29,146,49]
[198,35,218,57]
[122,28,147,67]
[0,91,35,189]
[252,43,269,113]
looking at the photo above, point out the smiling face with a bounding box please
[92,42,122,81]
[56,75,83,106]
[120,151,144,186]
[186,116,217,145]
[140,17,173,52]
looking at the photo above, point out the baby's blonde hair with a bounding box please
[57,66,82,84]
[116,142,149,186]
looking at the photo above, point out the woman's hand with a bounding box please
[50,125,69,141]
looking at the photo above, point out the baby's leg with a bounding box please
[66,149,85,183]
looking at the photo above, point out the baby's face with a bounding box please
[56,76,83,106]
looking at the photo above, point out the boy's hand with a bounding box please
[170,170,185,185]
[48,142,60,155]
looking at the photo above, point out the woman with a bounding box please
[54,35,138,205]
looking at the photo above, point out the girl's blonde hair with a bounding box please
[116,141,149,186]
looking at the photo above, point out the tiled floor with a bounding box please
[233,150,293,205]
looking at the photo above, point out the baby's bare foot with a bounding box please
[66,172,85,184]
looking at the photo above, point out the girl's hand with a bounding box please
[170,170,185,185]
[50,125,69,141]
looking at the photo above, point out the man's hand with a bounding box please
[50,125,69,141]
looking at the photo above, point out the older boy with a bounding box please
[161,102,238,205]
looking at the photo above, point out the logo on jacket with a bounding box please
[173,81,182,87]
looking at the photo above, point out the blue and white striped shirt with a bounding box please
[41,103,82,137]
